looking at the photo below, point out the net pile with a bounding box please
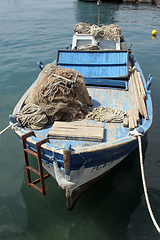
[77,44,101,51]
[85,106,128,123]
[17,64,92,129]
[74,22,121,42]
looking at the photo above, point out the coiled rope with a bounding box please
[138,135,160,233]
[86,106,128,123]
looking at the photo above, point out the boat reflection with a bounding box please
[74,1,120,25]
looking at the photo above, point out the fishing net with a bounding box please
[77,44,101,51]
[74,22,121,42]
[17,64,92,129]
[73,22,91,34]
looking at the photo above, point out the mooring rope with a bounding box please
[0,122,19,135]
[138,135,160,233]
[0,125,11,135]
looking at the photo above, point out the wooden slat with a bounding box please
[127,109,135,131]
[132,69,148,120]
[52,121,104,128]
[84,77,127,89]
[129,75,139,126]
[47,121,104,142]
[123,117,129,127]
[136,70,146,100]
[58,62,127,66]
[131,73,143,116]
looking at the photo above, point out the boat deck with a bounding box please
[13,49,152,152]
[34,86,131,149]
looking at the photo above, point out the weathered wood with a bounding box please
[133,69,148,120]
[127,109,135,131]
[131,73,143,116]
[139,95,149,119]
[48,121,104,142]
[136,70,146,100]
[129,76,139,127]
[51,120,104,128]
[63,144,70,177]
[133,69,141,95]
[123,117,129,127]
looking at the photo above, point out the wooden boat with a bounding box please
[10,23,153,210]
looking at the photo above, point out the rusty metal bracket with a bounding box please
[22,131,50,196]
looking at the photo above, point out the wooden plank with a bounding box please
[58,62,127,66]
[136,70,146,100]
[133,69,148,120]
[132,66,146,100]
[139,94,149,120]
[131,73,143,116]
[52,120,104,128]
[47,121,104,142]
[49,128,103,139]
[133,69,141,95]
[127,109,135,131]
[129,75,139,126]
[84,78,127,89]
[123,117,129,127]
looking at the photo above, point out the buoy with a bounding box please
[152,29,157,36]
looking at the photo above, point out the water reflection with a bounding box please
[74,1,120,25]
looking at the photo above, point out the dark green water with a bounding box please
[0,0,160,239]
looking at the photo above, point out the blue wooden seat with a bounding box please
[56,49,129,90]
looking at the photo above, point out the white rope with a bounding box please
[0,122,19,135]
[0,124,11,135]
[138,135,160,233]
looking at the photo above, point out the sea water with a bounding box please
[0,1,160,239]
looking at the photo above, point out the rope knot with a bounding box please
[128,127,144,137]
